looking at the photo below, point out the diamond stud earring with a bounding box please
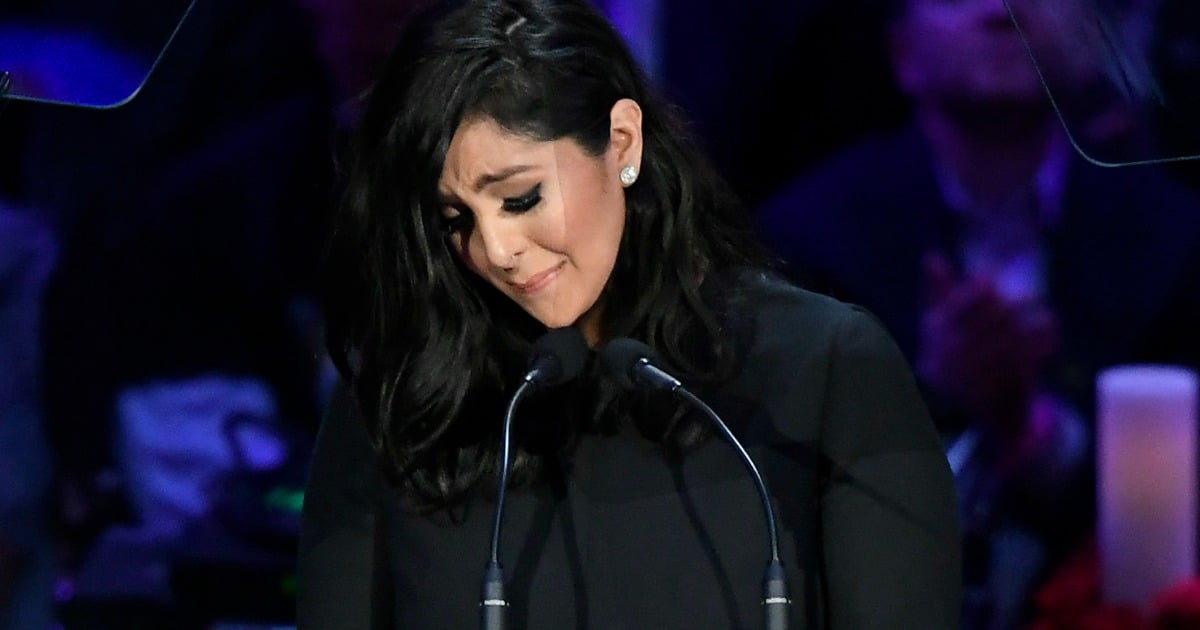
[620,165,638,187]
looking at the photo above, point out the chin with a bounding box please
[534,312,582,330]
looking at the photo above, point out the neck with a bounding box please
[576,308,603,348]
[917,105,1061,207]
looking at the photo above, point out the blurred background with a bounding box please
[2,0,1200,628]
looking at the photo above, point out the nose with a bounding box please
[472,215,526,272]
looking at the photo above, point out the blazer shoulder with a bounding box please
[725,270,893,364]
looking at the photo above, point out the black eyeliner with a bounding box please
[440,212,471,235]
[503,184,542,213]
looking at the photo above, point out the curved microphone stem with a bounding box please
[674,386,791,629]
[481,377,535,630]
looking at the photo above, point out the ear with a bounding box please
[607,98,643,178]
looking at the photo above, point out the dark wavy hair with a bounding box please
[321,0,771,512]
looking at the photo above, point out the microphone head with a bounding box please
[599,337,657,390]
[527,327,590,386]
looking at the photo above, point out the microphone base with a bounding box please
[763,559,791,630]
[480,562,509,630]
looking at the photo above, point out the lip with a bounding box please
[510,262,565,295]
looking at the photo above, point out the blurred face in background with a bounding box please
[889,0,1084,113]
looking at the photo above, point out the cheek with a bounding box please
[529,222,569,254]
[562,202,623,273]
[449,234,484,276]
[593,189,626,241]
[560,180,623,247]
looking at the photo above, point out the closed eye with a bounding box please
[503,184,541,213]
[440,207,474,236]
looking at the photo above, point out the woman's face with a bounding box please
[437,99,643,344]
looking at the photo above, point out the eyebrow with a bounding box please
[439,164,537,203]
[473,164,536,191]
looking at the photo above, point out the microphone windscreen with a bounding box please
[529,327,590,386]
[598,337,655,389]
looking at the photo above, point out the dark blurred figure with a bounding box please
[0,132,57,630]
[584,0,907,209]
[602,0,910,209]
[653,0,910,209]
[298,0,435,131]
[756,0,1200,627]
[19,0,339,625]
[1150,0,1200,186]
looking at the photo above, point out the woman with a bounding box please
[298,0,962,627]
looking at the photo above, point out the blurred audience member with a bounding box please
[1149,0,1200,187]
[756,0,1200,627]
[19,0,338,623]
[0,199,57,630]
[656,0,910,208]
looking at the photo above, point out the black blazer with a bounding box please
[297,273,962,628]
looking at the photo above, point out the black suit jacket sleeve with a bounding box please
[297,383,391,628]
[818,306,962,628]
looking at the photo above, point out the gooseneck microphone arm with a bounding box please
[672,386,790,630]
[673,387,781,563]
[489,377,534,566]
[480,327,589,630]
[603,342,791,630]
[480,376,536,630]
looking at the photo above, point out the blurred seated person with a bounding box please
[26,0,336,621]
[755,0,1200,627]
[0,199,58,630]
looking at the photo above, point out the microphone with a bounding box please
[481,326,590,630]
[600,338,792,630]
